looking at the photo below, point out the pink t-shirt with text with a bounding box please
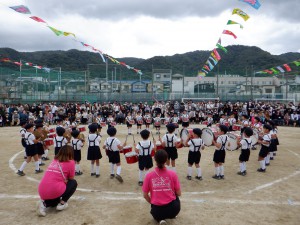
[142,167,181,206]
[38,159,75,200]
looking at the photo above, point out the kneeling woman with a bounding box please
[142,150,181,225]
[37,145,77,216]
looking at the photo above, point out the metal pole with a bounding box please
[85,70,87,101]
[111,70,113,93]
[217,65,219,97]
[245,67,248,96]
[251,65,253,100]
[35,66,38,100]
[285,72,288,100]
[106,59,108,84]
[19,59,22,99]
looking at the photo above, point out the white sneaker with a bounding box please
[159,220,167,225]
[56,202,68,211]
[36,200,46,217]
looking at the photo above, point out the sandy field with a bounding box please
[0,124,300,225]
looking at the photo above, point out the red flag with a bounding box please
[30,16,46,23]
[213,49,221,61]
[263,70,273,74]
[283,64,291,72]
[1,58,11,62]
[14,62,22,66]
[222,30,237,39]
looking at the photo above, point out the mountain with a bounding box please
[1,45,300,78]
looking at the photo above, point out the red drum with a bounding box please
[202,121,208,125]
[123,146,132,154]
[100,122,106,127]
[176,138,183,149]
[233,125,241,131]
[111,122,116,127]
[146,119,152,124]
[44,138,54,146]
[137,120,143,125]
[78,126,86,132]
[154,122,160,126]
[251,129,259,145]
[173,123,178,128]
[48,133,56,138]
[156,141,164,150]
[226,132,241,151]
[164,121,169,125]
[49,128,55,133]
[182,118,189,122]
[151,149,155,157]
[129,120,135,125]
[202,128,214,146]
[125,152,138,164]
[224,122,229,127]
[215,123,220,127]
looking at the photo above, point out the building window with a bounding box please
[134,84,144,89]
[155,74,161,78]
[163,74,170,78]
[265,88,272,93]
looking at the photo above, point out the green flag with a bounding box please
[227,20,243,29]
[293,61,300,66]
[216,43,228,53]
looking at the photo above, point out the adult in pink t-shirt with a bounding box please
[142,150,181,224]
[37,145,77,217]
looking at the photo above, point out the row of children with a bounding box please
[17,118,279,185]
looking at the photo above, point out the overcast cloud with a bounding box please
[0,0,300,58]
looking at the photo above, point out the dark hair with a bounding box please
[20,121,27,126]
[56,127,65,136]
[107,127,117,136]
[155,150,168,169]
[243,127,253,137]
[193,128,202,138]
[140,129,150,139]
[166,123,176,133]
[35,123,43,129]
[71,130,80,138]
[219,125,228,134]
[263,124,272,131]
[242,115,249,119]
[25,124,34,130]
[88,123,98,133]
[254,116,260,122]
[55,145,74,162]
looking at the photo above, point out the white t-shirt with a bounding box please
[240,138,252,150]
[88,134,101,147]
[20,128,26,138]
[216,135,228,151]
[136,140,154,156]
[25,132,35,145]
[71,138,84,151]
[262,134,271,147]
[54,136,68,148]
[162,133,177,148]
[187,138,204,152]
[105,137,121,152]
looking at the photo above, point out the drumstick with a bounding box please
[151,131,155,142]
[132,134,136,143]
[125,134,128,143]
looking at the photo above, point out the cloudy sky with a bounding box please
[1,0,300,59]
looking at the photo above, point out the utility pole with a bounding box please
[245,67,248,96]
[285,72,288,100]
[217,65,219,97]
[251,65,254,100]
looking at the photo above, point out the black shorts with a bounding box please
[87,146,102,160]
[182,122,189,128]
[55,147,62,156]
[108,151,121,164]
[165,147,178,160]
[21,138,26,148]
[269,140,277,152]
[151,196,181,222]
[74,150,82,162]
[138,155,153,170]
[25,144,37,157]
[36,142,44,155]
[239,149,250,162]
[126,122,132,128]
[213,150,225,163]
[259,145,269,158]
[188,151,201,165]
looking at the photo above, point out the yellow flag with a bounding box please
[232,8,250,21]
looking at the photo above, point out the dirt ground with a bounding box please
[0,124,299,225]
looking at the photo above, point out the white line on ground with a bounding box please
[1,194,299,206]
[287,149,300,159]
[247,170,300,194]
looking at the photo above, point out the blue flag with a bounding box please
[239,0,261,10]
